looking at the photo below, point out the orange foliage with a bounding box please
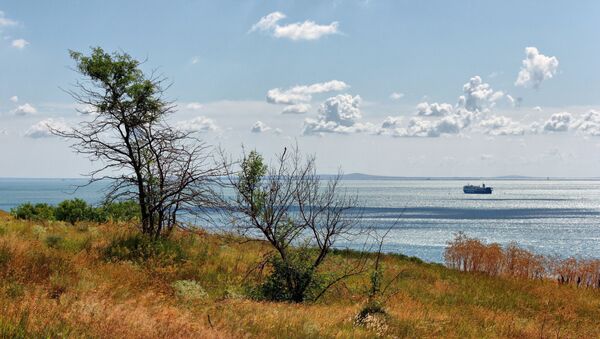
[444,232,600,288]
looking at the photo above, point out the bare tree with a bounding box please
[224,145,364,302]
[55,47,223,239]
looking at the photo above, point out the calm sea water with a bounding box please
[1,178,600,263]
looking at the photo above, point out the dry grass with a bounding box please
[0,213,599,338]
[445,232,600,288]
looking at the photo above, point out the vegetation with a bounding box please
[224,147,364,302]
[10,199,139,224]
[1,211,599,338]
[54,47,223,240]
[445,232,600,288]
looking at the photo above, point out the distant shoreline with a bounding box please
[2,175,600,181]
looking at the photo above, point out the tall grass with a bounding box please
[0,210,599,337]
[445,232,600,288]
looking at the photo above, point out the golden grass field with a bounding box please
[0,209,599,338]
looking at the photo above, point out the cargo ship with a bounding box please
[463,183,492,194]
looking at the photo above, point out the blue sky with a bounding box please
[1,1,600,177]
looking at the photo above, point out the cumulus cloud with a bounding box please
[267,80,348,114]
[251,120,271,133]
[303,94,374,135]
[250,12,339,41]
[14,103,37,115]
[459,76,504,112]
[11,39,29,49]
[25,119,70,138]
[318,94,361,126]
[389,92,404,100]
[390,116,464,138]
[479,116,525,136]
[533,106,543,112]
[543,112,572,132]
[174,116,217,133]
[9,96,18,103]
[416,102,453,116]
[571,110,600,136]
[282,103,311,114]
[515,47,559,89]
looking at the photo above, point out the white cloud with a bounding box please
[14,103,37,116]
[9,96,18,103]
[266,88,310,105]
[479,116,525,136]
[533,106,543,112]
[185,102,203,110]
[11,39,29,49]
[543,112,572,132]
[390,92,404,100]
[267,80,348,114]
[0,11,17,27]
[391,116,464,137]
[282,103,311,114]
[459,76,503,112]
[303,94,374,135]
[251,120,271,133]
[267,80,348,105]
[416,102,453,116]
[251,12,339,41]
[250,11,286,32]
[571,110,600,136]
[25,119,70,138]
[515,47,559,89]
[318,94,361,127]
[174,116,217,133]
[190,56,200,64]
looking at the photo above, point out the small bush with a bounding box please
[103,234,187,264]
[356,300,386,322]
[354,300,389,335]
[172,279,208,302]
[10,199,140,224]
[100,200,140,222]
[55,199,94,225]
[10,203,55,221]
[259,252,324,302]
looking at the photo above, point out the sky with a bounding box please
[1,0,600,178]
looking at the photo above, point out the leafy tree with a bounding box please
[54,198,92,225]
[226,146,364,302]
[54,47,223,239]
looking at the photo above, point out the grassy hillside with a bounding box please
[0,210,599,338]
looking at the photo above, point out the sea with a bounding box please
[1,178,600,263]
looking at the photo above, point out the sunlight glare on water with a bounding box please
[1,178,600,263]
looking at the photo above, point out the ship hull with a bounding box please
[463,187,492,194]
